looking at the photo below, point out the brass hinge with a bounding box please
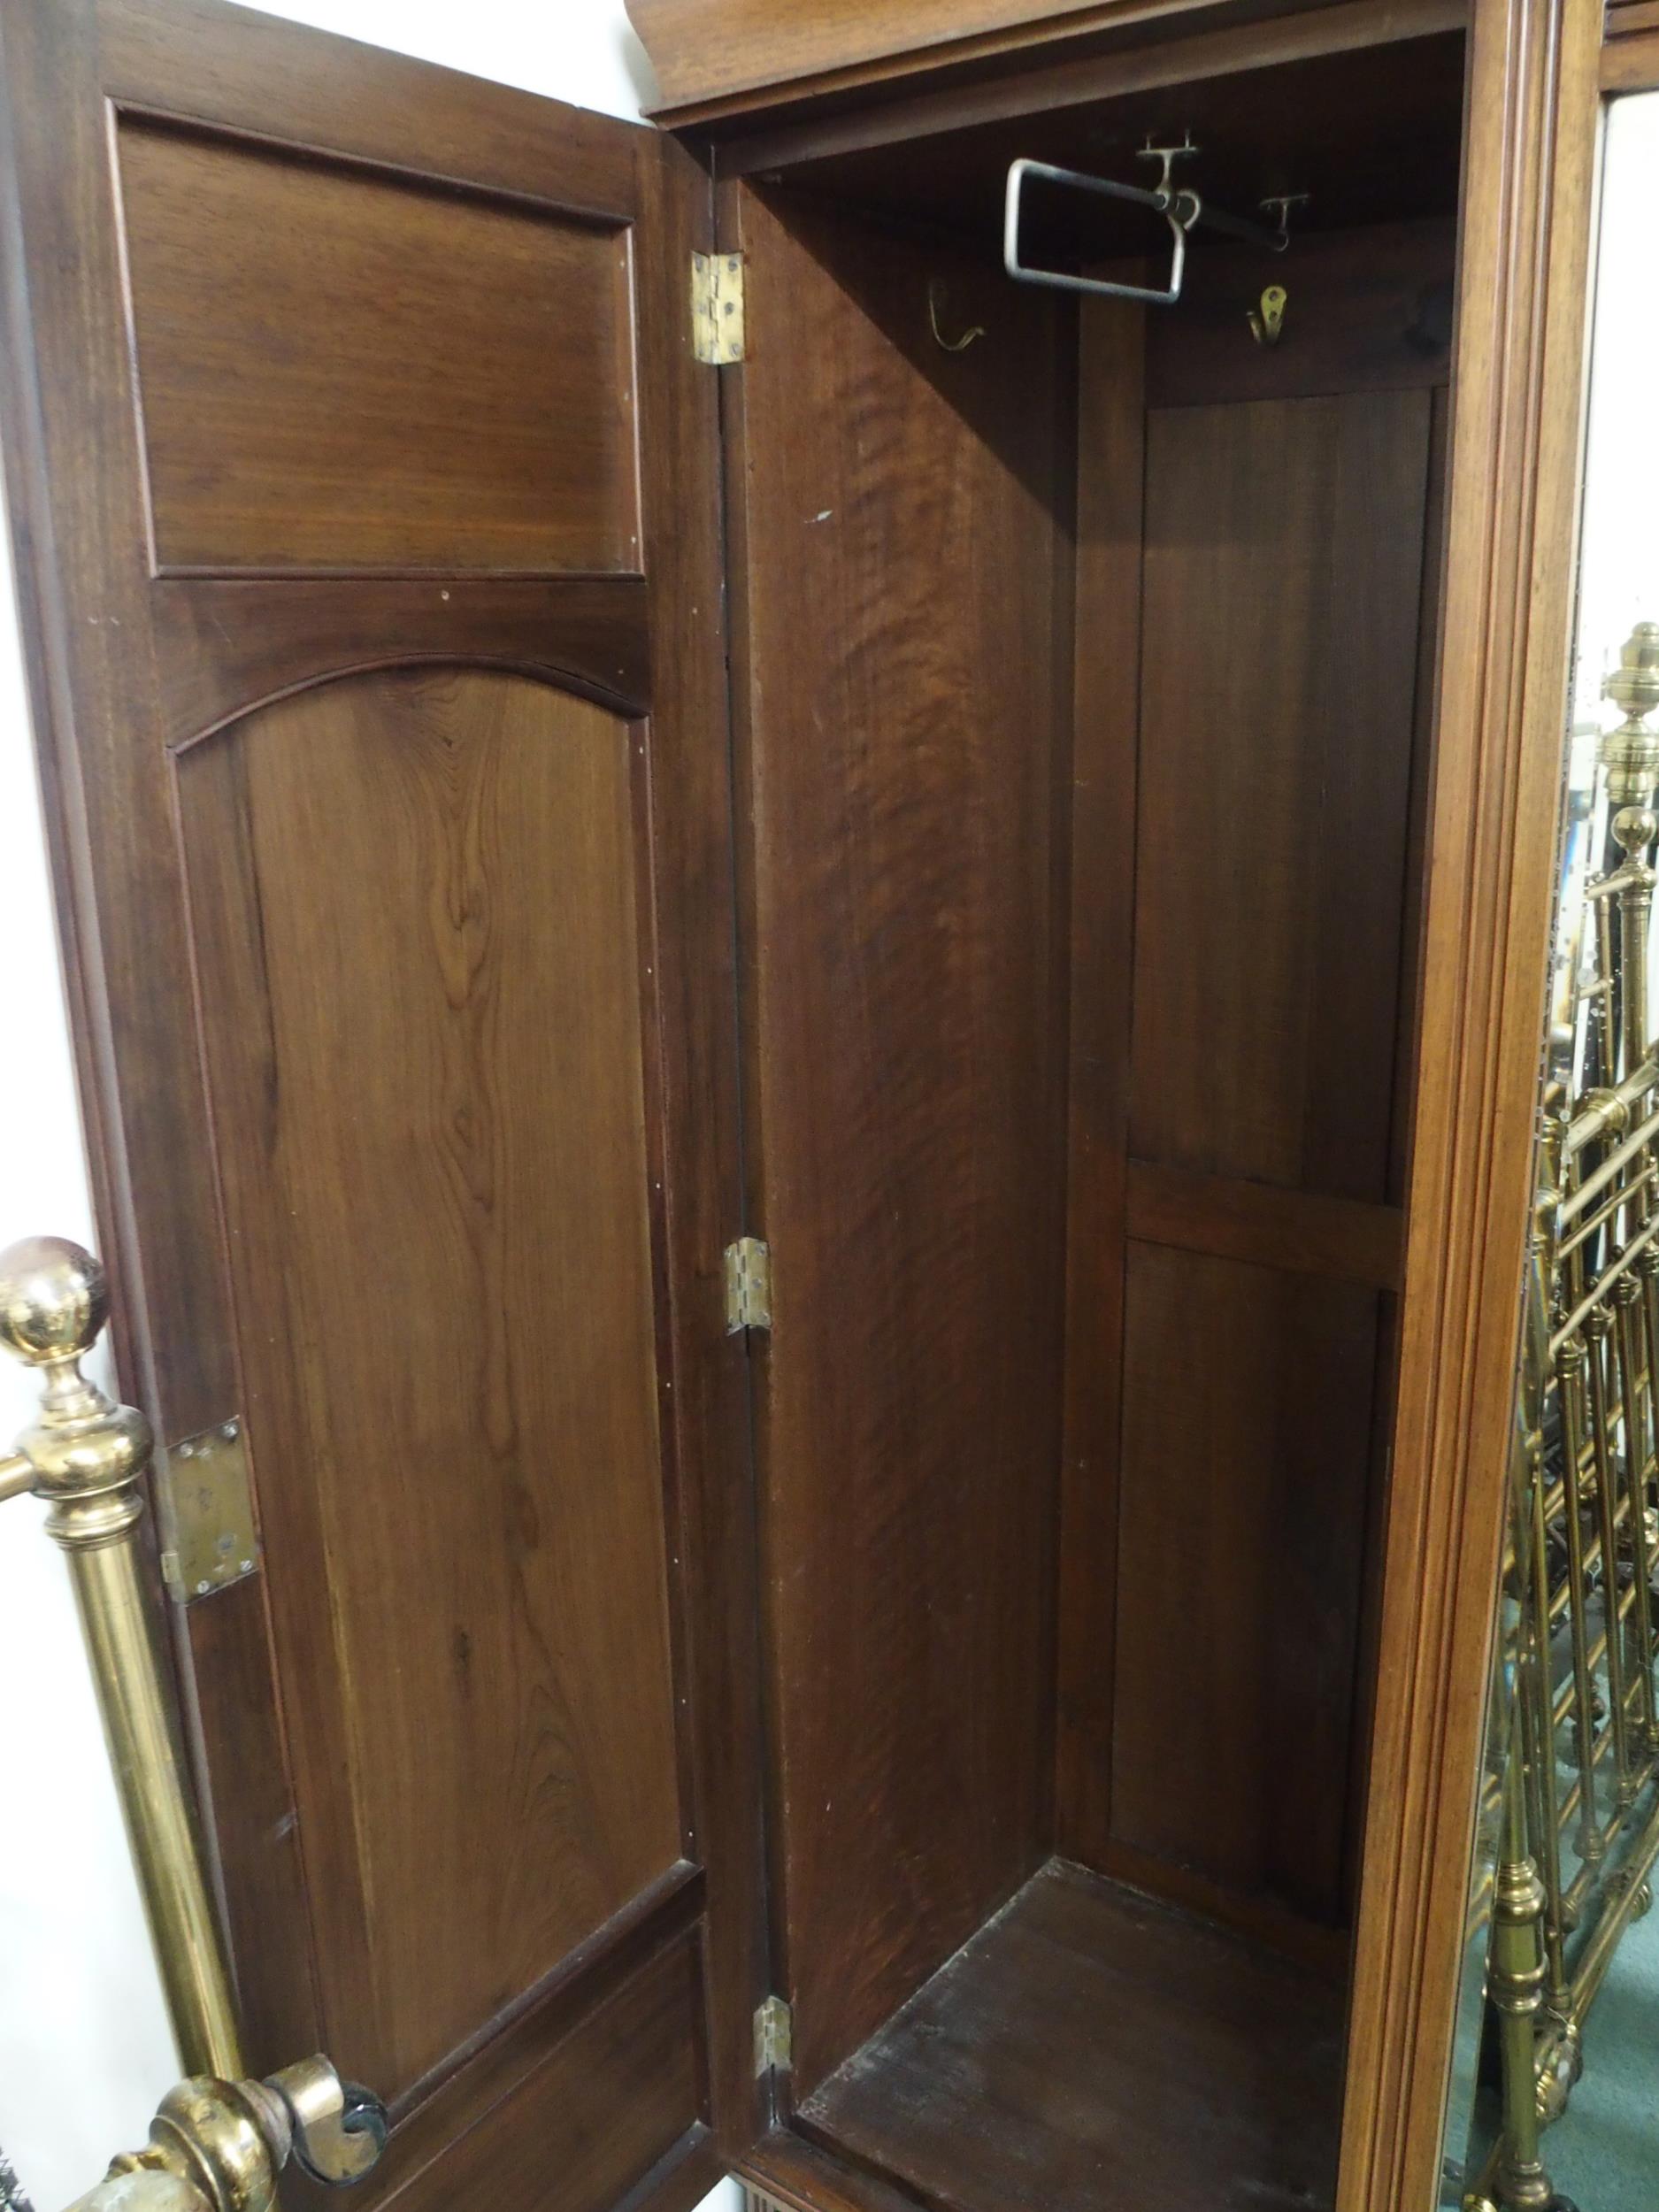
[754,1994,793,2076]
[157,1419,260,1601]
[725,1236,772,1333]
[692,250,746,365]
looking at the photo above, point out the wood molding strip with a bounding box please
[1601,12,1659,82]
[1125,1162,1406,1288]
[710,0,1463,180]
[1335,0,1603,2205]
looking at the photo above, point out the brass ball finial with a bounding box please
[1601,620,1659,805]
[1604,620,1659,725]
[0,1233,109,1368]
[1613,803,1658,862]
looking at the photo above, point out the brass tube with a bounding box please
[1520,1435,1569,2012]
[1558,1159,1658,1258]
[1566,1048,1655,1159]
[1491,1707,1557,2212]
[1612,1275,1659,1746]
[1552,1210,1659,1349]
[0,1236,242,2079]
[1585,1309,1634,1799]
[68,1535,244,2076]
[1555,1338,1603,1858]
[1616,810,1655,1079]
[1559,1108,1659,1224]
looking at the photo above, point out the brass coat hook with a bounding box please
[928,280,984,351]
[1248,283,1288,346]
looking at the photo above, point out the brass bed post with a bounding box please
[0,1234,391,2211]
[0,1234,242,2078]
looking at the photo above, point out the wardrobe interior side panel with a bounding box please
[725,182,1078,2098]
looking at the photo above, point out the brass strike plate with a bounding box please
[157,1419,259,1601]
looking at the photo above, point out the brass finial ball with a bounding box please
[0,1235,109,1367]
[1605,621,1659,724]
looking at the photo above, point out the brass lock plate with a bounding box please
[157,1419,259,1601]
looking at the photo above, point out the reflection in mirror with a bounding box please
[1442,88,1659,2212]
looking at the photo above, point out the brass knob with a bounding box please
[0,1233,150,1543]
[1604,619,1659,724]
[0,1233,109,1367]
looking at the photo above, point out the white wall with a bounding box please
[0,7,735,2211]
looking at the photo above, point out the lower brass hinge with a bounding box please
[754,1994,793,2076]
[157,1418,260,1601]
[725,1236,772,1333]
[692,250,746,364]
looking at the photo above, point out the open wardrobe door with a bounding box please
[0,1,766,2208]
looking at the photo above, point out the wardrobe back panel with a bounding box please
[1057,231,1450,1948]
[1113,1242,1383,1925]
[1131,388,1432,1201]
[724,186,1074,2095]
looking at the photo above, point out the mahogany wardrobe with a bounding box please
[0,0,1620,2207]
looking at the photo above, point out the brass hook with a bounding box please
[1248,284,1287,347]
[929,280,985,352]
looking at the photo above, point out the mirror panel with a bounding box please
[1443,85,1659,2212]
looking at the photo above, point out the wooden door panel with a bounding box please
[178,667,682,2096]
[0,0,764,2203]
[116,113,641,577]
[376,1932,710,2212]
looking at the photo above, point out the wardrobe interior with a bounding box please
[718,19,1466,2209]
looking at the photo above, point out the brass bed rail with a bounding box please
[1471,622,1659,2212]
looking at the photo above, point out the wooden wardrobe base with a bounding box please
[795,1858,1346,2212]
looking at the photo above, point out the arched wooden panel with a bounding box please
[176,665,683,2097]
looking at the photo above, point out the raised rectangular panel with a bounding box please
[116,113,641,575]
[1112,1241,1380,1924]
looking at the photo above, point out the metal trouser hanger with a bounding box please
[1003,140,1289,307]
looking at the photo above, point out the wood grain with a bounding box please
[1126,1162,1405,1289]
[722,184,1071,2097]
[1113,1243,1381,1925]
[1145,219,1458,411]
[633,127,776,2168]
[628,0,1170,118]
[798,1858,1345,2212]
[630,0,1459,128]
[1600,17,1659,83]
[153,580,653,743]
[0,3,763,2203]
[758,34,1466,256]
[116,112,640,575]
[1056,346,1439,1940]
[178,666,681,2095]
[1054,284,1144,1872]
[367,1934,714,2212]
[1132,389,1432,1202]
